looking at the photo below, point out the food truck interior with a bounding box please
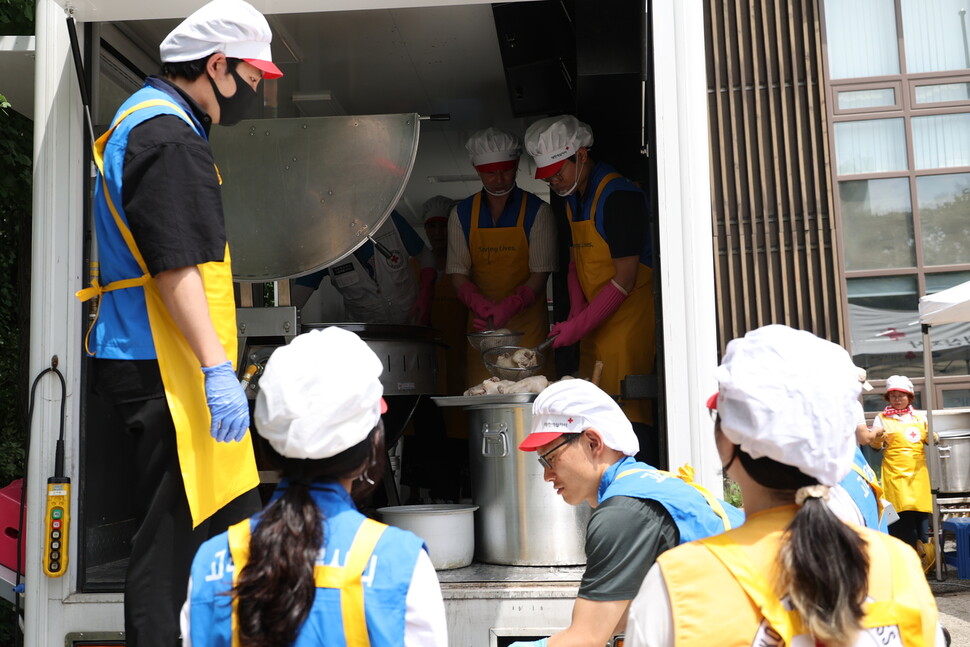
[79,0,660,592]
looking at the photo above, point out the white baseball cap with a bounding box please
[524,115,594,179]
[520,379,639,456]
[422,195,456,224]
[465,127,521,172]
[856,366,873,391]
[885,374,914,396]
[160,0,283,79]
[714,325,861,486]
[254,327,387,460]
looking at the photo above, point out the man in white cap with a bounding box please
[291,209,437,326]
[524,115,657,464]
[75,1,282,644]
[448,126,557,384]
[511,380,743,647]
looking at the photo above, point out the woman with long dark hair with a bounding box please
[180,327,448,647]
[627,325,944,647]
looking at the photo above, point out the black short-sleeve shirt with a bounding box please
[578,495,680,601]
[121,77,226,276]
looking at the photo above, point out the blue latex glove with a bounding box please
[201,361,250,442]
[508,640,547,647]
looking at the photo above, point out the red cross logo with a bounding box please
[879,328,906,341]
[567,418,574,423]
[906,427,921,443]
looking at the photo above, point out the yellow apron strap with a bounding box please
[588,172,622,224]
[701,533,803,641]
[314,519,387,647]
[227,519,253,647]
[618,466,733,532]
[663,464,733,532]
[226,518,387,647]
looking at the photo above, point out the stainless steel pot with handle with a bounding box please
[438,396,589,565]
[937,429,970,494]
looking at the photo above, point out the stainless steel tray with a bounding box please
[432,394,538,408]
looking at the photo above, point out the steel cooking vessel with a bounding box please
[301,323,443,396]
[435,394,590,566]
[937,429,970,494]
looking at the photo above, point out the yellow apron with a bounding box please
[227,517,387,647]
[568,173,655,425]
[466,192,549,385]
[878,413,932,513]
[658,506,933,646]
[78,99,258,527]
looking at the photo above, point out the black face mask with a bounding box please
[208,64,257,126]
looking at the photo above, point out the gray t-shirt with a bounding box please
[577,495,680,601]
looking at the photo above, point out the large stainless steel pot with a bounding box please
[302,323,443,396]
[436,395,590,566]
[937,429,970,494]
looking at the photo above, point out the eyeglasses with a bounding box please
[540,163,570,185]
[538,433,580,469]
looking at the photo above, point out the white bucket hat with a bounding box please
[524,115,594,179]
[885,374,915,396]
[520,379,639,456]
[714,324,861,486]
[160,0,283,79]
[465,127,521,171]
[254,328,386,460]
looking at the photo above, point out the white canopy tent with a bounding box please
[917,278,970,580]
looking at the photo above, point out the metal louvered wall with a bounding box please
[704,0,843,353]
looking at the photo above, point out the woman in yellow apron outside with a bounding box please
[182,328,448,647]
[625,326,944,647]
[524,115,657,463]
[870,375,933,554]
[448,128,557,387]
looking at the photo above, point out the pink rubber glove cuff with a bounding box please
[457,281,494,321]
[490,285,537,328]
[550,280,627,348]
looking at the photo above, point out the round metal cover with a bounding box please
[210,114,420,281]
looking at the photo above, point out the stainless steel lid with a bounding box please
[210,113,420,281]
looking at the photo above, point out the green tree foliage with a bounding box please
[0,0,34,35]
[0,100,31,487]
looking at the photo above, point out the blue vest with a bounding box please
[565,162,653,268]
[187,481,427,647]
[91,81,212,360]
[455,186,545,244]
[599,457,745,544]
[839,447,888,533]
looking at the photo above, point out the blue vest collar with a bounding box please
[598,455,640,502]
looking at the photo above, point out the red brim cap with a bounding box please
[380,398,388,414]
[534,159,567,180]
[475,159,517,173]
[706,392,718,410]
[518,431,564,452]
[245,58,283,79]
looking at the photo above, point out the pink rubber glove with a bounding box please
[566,261,588,319]
[550,281,627,348]
[457,282,496,330]
[409,267,437,326]
[488,285,536,329]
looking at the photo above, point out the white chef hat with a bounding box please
[254,327,387,460]
[714,324,861,486]
[422,195,456,224]
[520,379,639,456]
[465,127,521,172]
[160,0,283,79]
[524,115,594,179]
[885,375,914,396]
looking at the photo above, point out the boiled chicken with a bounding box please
[498,375,549,394]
